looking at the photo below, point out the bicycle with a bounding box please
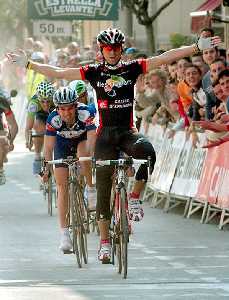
[41,159,56,217]
[92,156,151,279]
[46,156,90,268]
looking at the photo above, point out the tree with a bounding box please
[0,0,27,49]
[121,0,175,54]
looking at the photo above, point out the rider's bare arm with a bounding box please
[146,45,197,72]
[5,112,18,144]
[43,135,56,169]
[146,36,221,72]
[28,61,82,81]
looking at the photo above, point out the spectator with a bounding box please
[205,58,227,120]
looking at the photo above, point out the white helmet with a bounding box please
[53,87,78,107]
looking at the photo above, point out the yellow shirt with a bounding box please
[26,69,46,100]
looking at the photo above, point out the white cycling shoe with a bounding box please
[59,230,73,253]
[98,243,111,264]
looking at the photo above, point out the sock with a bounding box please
[34,153,41,160]
[101,239,110,245]
[130,192,140,199]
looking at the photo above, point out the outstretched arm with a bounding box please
[146,36,221,72]
[6,50,82,81]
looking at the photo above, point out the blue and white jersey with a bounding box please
[46,103,96,139]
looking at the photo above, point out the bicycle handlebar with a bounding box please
[45,156,92,165]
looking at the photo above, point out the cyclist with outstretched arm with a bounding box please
[7,28,221,263]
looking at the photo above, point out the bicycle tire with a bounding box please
[75,181,88,265]
[70,182,82,268]
[114,192,122,274]
[47,175,53,216]
[120,187,129,279]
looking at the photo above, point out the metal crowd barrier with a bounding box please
[142,123,229,230]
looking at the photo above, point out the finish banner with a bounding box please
[28,0,119,20]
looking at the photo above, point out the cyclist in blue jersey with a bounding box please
[42,86,97,253]
[7,28,221,262]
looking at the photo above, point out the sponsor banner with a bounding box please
[28,0,119,21]
[147,124,165,153]
[170,136,193,196]
[184,133,207,197]
[196,146,221,204]
[150,130,185,193]
[215,142,229,208]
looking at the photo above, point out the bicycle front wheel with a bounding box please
[120,187,129,279]
[70,182,82,268]
[75,181,88,265]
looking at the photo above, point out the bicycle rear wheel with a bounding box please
[120,187,129,279]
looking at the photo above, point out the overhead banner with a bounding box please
[28,0,119,20]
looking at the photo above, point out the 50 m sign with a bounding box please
[33,20,72,37]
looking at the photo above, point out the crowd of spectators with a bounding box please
[2,28,229,150]
[134,28,229,148]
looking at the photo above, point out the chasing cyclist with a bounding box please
[0,88,18,184]
[69,80,95,105]
[7,28,221,262]
[42,86,97,252]
[25,81,55,175]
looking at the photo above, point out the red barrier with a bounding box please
[196,142,229,206]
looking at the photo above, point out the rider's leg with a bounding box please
[77,139,97,210]
[54,166,72,251]
[121,130,156,221]
[33,119,45,159]
[94,128,119,262]
[0,135,8,184]
[32,119,45,174]
[77,140,93,187]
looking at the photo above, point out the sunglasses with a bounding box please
[40,99,51,104]
[101,45,122,52]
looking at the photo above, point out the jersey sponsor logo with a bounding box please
[109,99,132,109]
[98,75,132,97]
[57,129,86,139]
[50,115,62,129]
[85,116,95,126]
[78,109,90,122]
[46,123,56,132]
[28,102,38,113]
[98,100,108,109]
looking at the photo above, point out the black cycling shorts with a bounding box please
[94,126,156,220]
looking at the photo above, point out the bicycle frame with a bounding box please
[46,157,90,268]
[93,156,150,278]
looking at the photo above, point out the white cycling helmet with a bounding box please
[53,87,78,107]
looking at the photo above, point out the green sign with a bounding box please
[28,0,119,20]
